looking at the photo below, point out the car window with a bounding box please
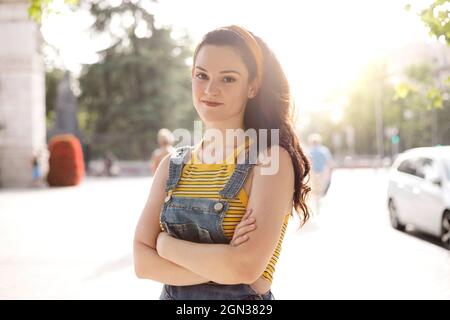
[444,159,450,181]
[415,158,438,180]
[416,158,442,181]
[397,159,417,176]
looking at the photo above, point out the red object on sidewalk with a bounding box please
[47,134,85,186]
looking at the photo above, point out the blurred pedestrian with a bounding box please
[103,151,119,176]
[307,133,333,215]
[149,128,175,176]
[83,143,91,175]
[31,152,42,187]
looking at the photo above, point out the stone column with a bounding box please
[0,0,47,188]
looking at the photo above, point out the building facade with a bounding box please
[0,0,47,187]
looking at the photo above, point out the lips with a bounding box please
[202,100,223,107]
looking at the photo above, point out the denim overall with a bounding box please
[159,145,274,300]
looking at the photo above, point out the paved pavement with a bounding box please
[1,169,449,299]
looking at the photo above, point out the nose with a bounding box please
[205,79,220,96]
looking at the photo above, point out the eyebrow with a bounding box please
[195,66,241,75]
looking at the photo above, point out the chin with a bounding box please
[195,105,223,120]
[199,112,228,123]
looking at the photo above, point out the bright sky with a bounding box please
[41,0,434,115]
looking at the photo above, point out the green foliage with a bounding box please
[341,60,450,156]
[28,0,78,23]
[78,0,198,159]
[403,1,449,141]
[427,87,443,108]
[45,68,64,128]
[419,0,450,45]
[28,0,49,23]
[399,62,450,147]
[342,61,394,155]
[407,0,449,44]
[394,83,413,100]
[394,63,448,110]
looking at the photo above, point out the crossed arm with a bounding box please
[133,146,294,285]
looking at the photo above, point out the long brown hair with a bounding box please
[193,25,311,226]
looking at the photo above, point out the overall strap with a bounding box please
[192,137,253,165]
[165,146,193,192]
[219,148,255,199]
[224,139,252,164]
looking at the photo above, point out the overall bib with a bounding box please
[159,145,274,300]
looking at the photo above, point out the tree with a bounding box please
[28,0,78,23]
[45,68,64,128]
[342,60,450,156]
[417,0,449,45]
[342,61,397,156]
[393,63,450,146]
[78,0,198,159]
[403,1,450,117]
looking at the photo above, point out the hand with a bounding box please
[230,208,257,247]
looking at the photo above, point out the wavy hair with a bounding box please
[193,25,311,226]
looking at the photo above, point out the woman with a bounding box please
[134,25,311,300]
[150,128,176,176]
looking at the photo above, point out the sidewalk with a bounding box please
[2,170,449,299]
[0,177,160,299]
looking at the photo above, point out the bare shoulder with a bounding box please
[254,145,294,179]
[152,148,162,158]
[152,146,185,181]
[156,148,173,174]
[248,145,294,213]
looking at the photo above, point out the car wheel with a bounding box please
[441,211,450,250]
[389,199,405,231]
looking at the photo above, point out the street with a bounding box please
[1,169,449,299]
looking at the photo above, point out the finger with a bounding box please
[232,234,249,246]
[231,224,247,243]
[242,208,253,220]
[234,224,256,238]
[233,223,250,238]
[238,213,255,228]
[236,217,255,230]
[246,216,256,223]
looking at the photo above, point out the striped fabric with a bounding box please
[171,141,289,284]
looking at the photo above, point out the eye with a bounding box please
[223,76,236,83]
[195,73,236,83]
[195,72,206,79]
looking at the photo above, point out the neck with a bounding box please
[198,121,248,163]
[203,119,246,147]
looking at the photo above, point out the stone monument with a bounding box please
[48,71,81,139]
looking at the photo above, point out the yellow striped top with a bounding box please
[170,139,290,284]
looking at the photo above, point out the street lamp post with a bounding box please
[374,81,384,165]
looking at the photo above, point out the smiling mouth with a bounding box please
[202,100,223,107]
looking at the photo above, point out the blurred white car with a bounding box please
[387,146,450,249]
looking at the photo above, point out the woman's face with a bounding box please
[192,45,256,124]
